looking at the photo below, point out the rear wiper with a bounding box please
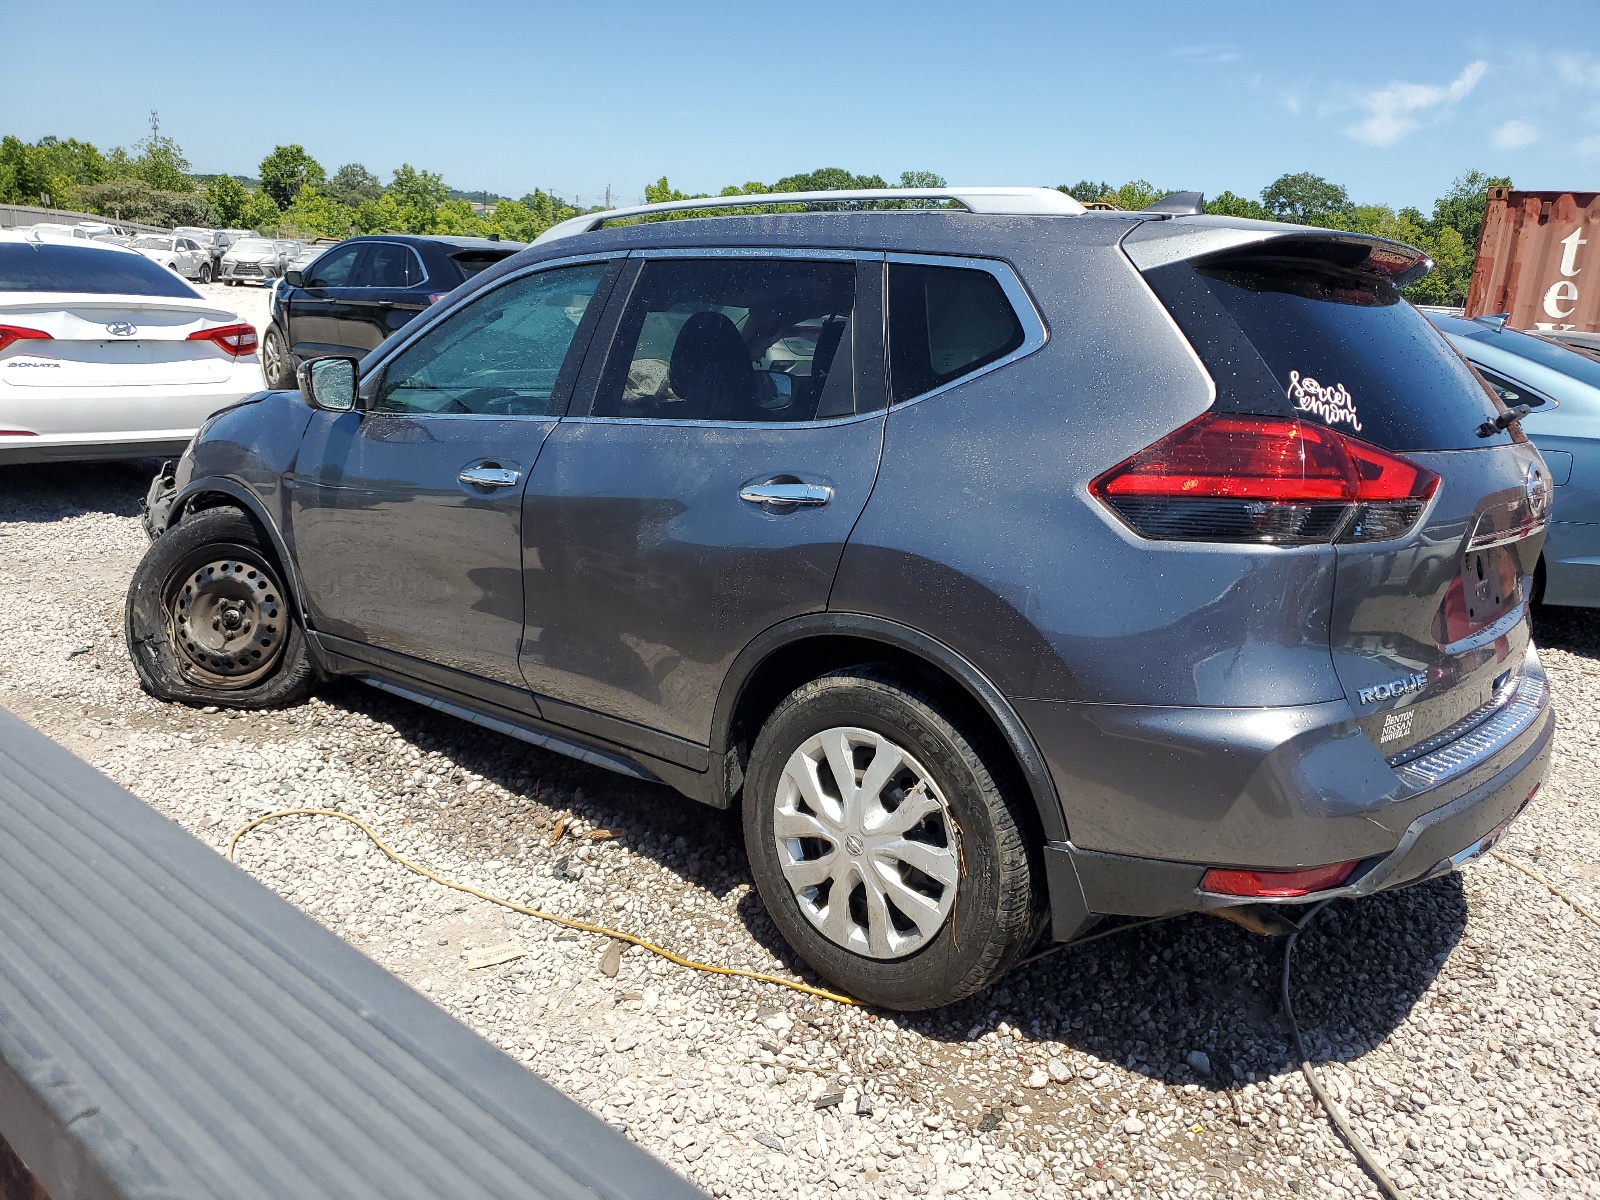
[1477,405,1531,438]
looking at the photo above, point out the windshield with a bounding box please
[232,238,275,253]
[0,244,200,296]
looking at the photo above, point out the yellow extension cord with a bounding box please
[227,807,862,1006]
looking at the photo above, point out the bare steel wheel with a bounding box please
[775,726,959,958]
[164,547,287,689]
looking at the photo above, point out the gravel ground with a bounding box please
[0,461,1595,1200]
[194,279,272,339]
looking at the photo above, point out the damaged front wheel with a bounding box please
[126,507,314,708]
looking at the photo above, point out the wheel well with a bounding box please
[724,634,1045,841]
[178,491,246,523]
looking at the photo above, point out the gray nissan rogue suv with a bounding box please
[128,187,1555,1010]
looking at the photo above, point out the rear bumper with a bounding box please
[1038,654,1554,939]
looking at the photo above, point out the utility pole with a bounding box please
[605,183,611,209]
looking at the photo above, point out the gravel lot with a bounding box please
[0,462,1595,1200]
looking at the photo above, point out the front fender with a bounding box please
[169,476,313,625]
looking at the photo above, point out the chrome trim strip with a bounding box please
[1442,601,1527,656]
[561,410,882,431]
[630,247,881,262]
[1392,673,1549,789]
[882,252,1049,410]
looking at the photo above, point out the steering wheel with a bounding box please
[447,386,523,414]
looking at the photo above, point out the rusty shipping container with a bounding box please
[1466,188,1600,332]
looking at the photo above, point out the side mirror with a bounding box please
[298,357,359,412]
[284,268,304,287]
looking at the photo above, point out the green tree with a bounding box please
[236,189,283,233]
[326,162,383,208]
[644,176,697,203]
[1429,170,1510,251]
[771,167,888,192]
[1204,190,1273,221]
[126,122,193,193]
[387,163,449,212]
[1058,180,1113,204]
[206,176,248,225]
[1260,172,1351,223]
[259,144,326,208]
[283,185,354,238]
[899,170,946,188]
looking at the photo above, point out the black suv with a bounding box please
[130,188,1553,1010]
[262,235,524,388]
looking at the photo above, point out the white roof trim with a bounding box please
[533,187,1086,244]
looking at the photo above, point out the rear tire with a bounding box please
[126,507,313,709]
[743,668,1042,1010]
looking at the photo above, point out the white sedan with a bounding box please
[0,232,266,464]
[129,234,213,282]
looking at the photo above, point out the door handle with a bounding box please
[460,465,521,488]
[738,481,833,508]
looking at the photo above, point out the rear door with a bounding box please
[288,243,365,360]
[519,251,886,751]
[1142,238,1548,760]
[345,240,429,353]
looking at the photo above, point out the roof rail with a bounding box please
[534,186,1087,244]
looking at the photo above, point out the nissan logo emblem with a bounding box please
[105,321,137,337]
[1525,461,1550,521]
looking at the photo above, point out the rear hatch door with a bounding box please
[1135,231,1550,760]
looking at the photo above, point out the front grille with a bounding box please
[231,263,263,276]
[1389,673,1549,789]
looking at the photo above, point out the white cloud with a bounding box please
[1346,60,1488,147]
[1493,119,1540,149]
[1167,44,1241,65]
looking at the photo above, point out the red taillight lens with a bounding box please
[0,430,38,437]
[187,322,258,357]
[0,324,52,354]
[1201,860,1358,898]
[427,293,449,305]
[1091,413,1439,545]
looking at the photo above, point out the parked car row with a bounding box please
[119,188,1557,1010]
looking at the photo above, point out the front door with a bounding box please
[288,242,366,361]
[521,252,886,747]
[288,259,617,692]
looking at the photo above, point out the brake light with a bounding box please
[1091,413,1439,545]
[186,322,258,357]
[0,430,38,436]
[1201,860,1358,897]
[427,293,449,305]
[0,325,52,354]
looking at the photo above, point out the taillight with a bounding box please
[427,293,449,305]
[187,322,258,357]
[1201,860,1358,897]
[1091,413,1440,545]
[0,325,52,354]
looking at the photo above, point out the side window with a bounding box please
[373,262,608,417]
[888,262,1025,404]
[365,242,414,289]
[305,244,362,288]
[590,258,856,422]
[1473,365,1552,409]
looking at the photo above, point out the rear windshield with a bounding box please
[452,250,517,279]
[1147,253,1507,451]
[0,243,199,297]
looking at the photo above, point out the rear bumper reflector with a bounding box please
[1200,860,1358,898]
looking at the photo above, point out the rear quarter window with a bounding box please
[0,244,199,297]
[888,263,1025,403]
[452,250,518,280]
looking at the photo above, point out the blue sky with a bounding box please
[4,0,1597,210]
